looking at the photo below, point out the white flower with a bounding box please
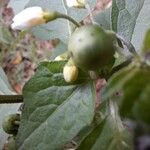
[66,0,85,8]
[11,7,46,30]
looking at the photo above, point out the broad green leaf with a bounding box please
[111,0,150,51]
[94,8,111,30]
[120,67,150,124]
[16,61,96,149]
[102,65,137,100]
[25,0,96,43]
[50,40,67,60]
[142,29,150,54]
[0,67,19,149]
[132,85,150,124]
[103,62,150,124]
[74,100,109,146]
[77,101,133,150]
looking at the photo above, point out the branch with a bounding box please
[0,95,23,104]
[110,57,132,76]
[57,13,81,27]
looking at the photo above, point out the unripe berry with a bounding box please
[68,24,116,71]
[2,114,20,135]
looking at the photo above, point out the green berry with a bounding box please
[68,24,116,71]
[2,114,20,135]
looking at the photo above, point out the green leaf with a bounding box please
[142,29,150,54]
[16,61,96,149]
[25,0,96,43]
[50,40,67,60]
[102,65,137,100]
[120,67,150,124]
[0,67,15,95]
[132,85,150,124]
[103,62,150,124]
[0,67,19,149]
[66,0,97,22]
[77,101,133,150]
[111,0,150,50]
[94,8,111,30]
[73,101,109,146]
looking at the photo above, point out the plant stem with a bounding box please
[0,95,23,104]
[116,34,138,56]
[62,0,72,35]
[89,71,99,80]
[85,3,94,24]
[110,57,132,76]
[57,13,81,27]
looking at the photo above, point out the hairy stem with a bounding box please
[0,95,23,104]
[57,13,81,27]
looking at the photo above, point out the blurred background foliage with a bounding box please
[0,0,58,93]
[0,0,111,94]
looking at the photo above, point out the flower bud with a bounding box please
[54,52,69,61]
[55,56,65,61]
[63,60,78,83]
[11,7,58,30]
[66,0,85,8]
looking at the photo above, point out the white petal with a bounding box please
[12,7,43,22]
[11,6,45,30]
[11,22,28,30]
